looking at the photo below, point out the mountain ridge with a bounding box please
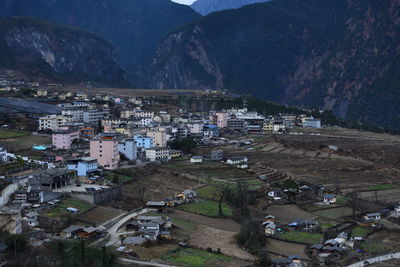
[0,16,126,85]
[151,0,400,129]
[0,0,201,86]
[191,0,268,15]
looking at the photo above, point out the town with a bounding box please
[0,83,399,267]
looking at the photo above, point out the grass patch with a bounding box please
[197,185,218,200]
[361,241,391,254]
[177,201,233,217]
[0,130,30,139]
[312,207,353,220]
[351,226,371,238]
[164,248,233,267]
[336,196,348,205]
[368,184,396,190]
[171,217,197,231]
[45,198,93,218]
[104,171,132,184]
[278,231,323,244]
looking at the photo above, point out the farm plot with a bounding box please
[188,225,257,261]
[312,206,353,220]
[177,201,233,218]
[264,205,316,223]
[276,231,323,244]
[265,239,309,259]
[45,197,93,218]
[163,248,237,267]
[121,169,198,202]
[356,189,400,203]
[77,206,121,225]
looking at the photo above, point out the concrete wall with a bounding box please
[68,186,121,205]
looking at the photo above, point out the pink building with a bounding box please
[90,134,120,170]
[52,127,80,150]
[215,112,228,128]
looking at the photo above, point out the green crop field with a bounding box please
[164,248,234,267]
[177,201,233,217]
[368,184,396,190]
[45,198,93,218]
[361,241,391,254]
[0,130,30,139]
[278,231,323,244]
[351,226,371,237]
[312,207,353,220]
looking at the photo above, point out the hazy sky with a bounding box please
[172,0,196,5]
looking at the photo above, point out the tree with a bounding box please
[348,192,359,217]
[236,218,266,255]
[111,173,119,184]
[169,137,196,154]
[214,183,231,217]
[52,240,118,267]
[3,234,27,255]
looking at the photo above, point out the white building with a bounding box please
[38,114,71,131]
[61,108,85,122]
[0,146,8,162]
[186,122,204,135]
[145,147,170,162]
[226,156,248,165]
[83,109,109,123]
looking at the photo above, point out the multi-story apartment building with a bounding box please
[67,157,98,176]
[83,109,109,123]
[61,108,85,122]
[38,114,71,131]
[52,127,80,150]
[90,134,120,170]
[145,147,170,162]
[146,130,167,147]
[118,139,138,161]
[133,136,154,150]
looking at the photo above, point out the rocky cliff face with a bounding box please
[0,0,200,85]
[0,17,125,85]
[191,0,268,15]
[152,0,400,129]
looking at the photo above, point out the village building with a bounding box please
[67,157,98,176]
[118,139,138,161]
[90,134,120,170]
[145,147,170,162]
[52,127,80,150]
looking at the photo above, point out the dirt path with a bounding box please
[189,225,257,261]
[170,210,240,232]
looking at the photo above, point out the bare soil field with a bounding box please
[263,205,316,223]
[188,225,257,261]
[265,238,309,259]
[130,243,178,261]
[120,168,199,202]
[368,231,400,249]
[77,206,121,225]
[170,210,240,232]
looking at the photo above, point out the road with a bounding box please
[0,178,28,208]
[347,252,400,267]
[105,208,150,247]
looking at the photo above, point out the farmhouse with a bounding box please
[363,212,381,221]
[226,156,248,165]
[190,156,203,163]
[323,194,337,205]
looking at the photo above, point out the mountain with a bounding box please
[151,0,400,129]
[191,0,268,15]
[0,0,201,85]
[0,17,125,85]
